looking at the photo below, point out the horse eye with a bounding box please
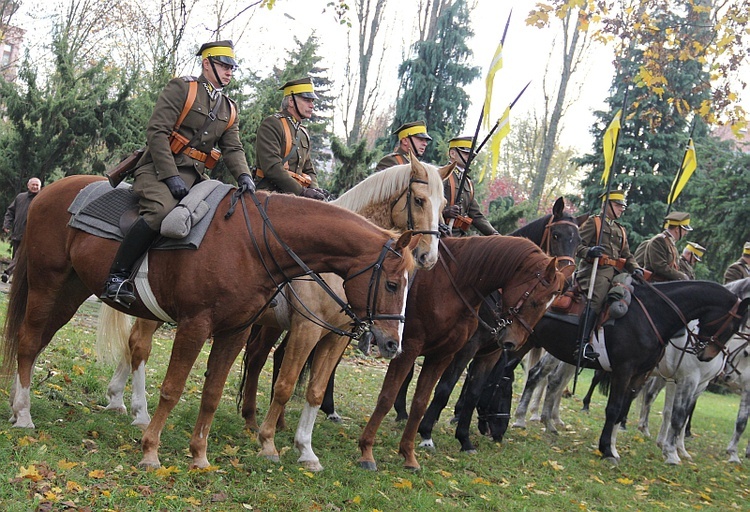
[386,281,399,292]
[552,233,559,240]
[414,197,424,208]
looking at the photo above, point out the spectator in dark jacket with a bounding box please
[2,177,42,282]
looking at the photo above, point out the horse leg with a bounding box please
[187,330,248,469]
[11,281,92,428]
[418,344,476,450]
[128,319,159,428]
[271,334,289,431]
[663,378,698,465]
[528,377,546,422]
[637,376,665,438]
[540,363,574,434]
[241,326,283,431]
[105,359,130,416]
[294,332,349,472]
[139,318,212,468]
[727,388,750,463]
[656,381,676,450]
[257,325,325,463]
[320,360,341,422]
[358,350,421,471]
[582,369,606,413]
[454,352,504,453]
[513,354,556,429]
[598,372,633,462]
[393,364,414,421]
[399,355,456,470]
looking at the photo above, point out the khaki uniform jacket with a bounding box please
[575,215,638,312]
[678,256,695,280]
[724,259,750,284]
[133,75,250,229]
[643,231,688,281]
[255,112,318,194]
[375,148,410,172]
[443,170,497,237]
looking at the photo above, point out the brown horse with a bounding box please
[352,236,566,471]
[1,174,415,469]
[99,159,451,427]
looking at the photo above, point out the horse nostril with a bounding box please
[386,340,398,354]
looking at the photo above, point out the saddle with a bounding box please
[547,282,616,328]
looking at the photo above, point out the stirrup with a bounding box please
[582,344,599,361]
[100,276,136,307]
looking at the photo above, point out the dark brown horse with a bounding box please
[1,175,415,469]
[357,236,566,470]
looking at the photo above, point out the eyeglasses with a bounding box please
[212,60,238,72]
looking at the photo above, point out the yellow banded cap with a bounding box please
[449,136,474,153]
[279,77,318,99]
[600,189,627,206]
[197,40,237,67]
[685,241,706,261]
[664,211,692,231]
[744,241,750,255]
[394,121,432,141]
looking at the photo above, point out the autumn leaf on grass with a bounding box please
[18,435,38,447]
[72,365,85,375]
[472,477,492,486]
[590,475,605,484]
[545,460,564,471]
[438,470,452,478]
[394,478,413,489]
[189,465,220,473]
[155,466,181,478]
[88,469,106,479]
[58,460,79,470]
[184,497,202,506]
[66,481,83,493]
[699,492,712,502]
[17,465,44,482]
[222,444,240,456]
[616,477,634,485]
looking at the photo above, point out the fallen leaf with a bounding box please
[472,477,492,486]
[394,478,413,489]
[58,460,79,470]
[155,466,181,478]
[616,477,634,485]
[88,469,106,479]
[66,481,82,493]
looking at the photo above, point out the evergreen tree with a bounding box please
[327,136,378,196]
[382,0,480,164]
[576,5,712,250]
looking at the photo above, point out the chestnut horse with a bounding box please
[1,175,415,469]
[358,236,566,471]
[99,160,451,428]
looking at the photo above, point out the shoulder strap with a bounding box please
[279,116,301,167]
[592,216,625,252]
[448,173,457,206]
[395,154,407,165]
[224,100,236,132]
[174,81,198,131]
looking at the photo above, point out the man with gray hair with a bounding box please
[2,177,42,282]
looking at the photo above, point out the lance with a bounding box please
[572,87,630,395]
[451,10,513,228]
[665,116,698,218]
[473,80,531,156]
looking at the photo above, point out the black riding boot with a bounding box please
[100,217,159,307]
[577,311,600,360]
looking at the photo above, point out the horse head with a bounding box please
[497,255,565,352]
[343,231,416,359]
[389,159,452,270]
[696,294,750,362]
[542,197,583,278]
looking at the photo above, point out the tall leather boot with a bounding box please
[100,217,159,307]
[576,309,600,360]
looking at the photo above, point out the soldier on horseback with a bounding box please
[375,121,431,172]
[634,211,693,281]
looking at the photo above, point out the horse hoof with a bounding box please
[263,454,280,463]
[105,404,127,415]
[12,418,35,429]
[449,416,459,425]
[300,459,324,472]
[418,439,435,450]
[462,449,478,455]
[138,457,161,469]
[189,458,211,470]
[359,460,377,471]
[727,455,741,464]
[404,464,421,471]
[511,422,525,429]
[603,456,619,466]
[326,412,342,423]
[395,415,408,422]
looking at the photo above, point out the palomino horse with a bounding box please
[358,236,566,471]
[99,160,451,428]
[501,280,749,462]
[1,175,415,469]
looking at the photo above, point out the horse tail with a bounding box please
[596,370,612,396]
[1,242,29,382]
[95,304,133,366]
[296,350,314,398]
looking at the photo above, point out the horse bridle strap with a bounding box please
[540,218,579,273]
[390,177,440,237]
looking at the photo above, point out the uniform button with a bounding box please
[198,107,202,111]
[204,131,208,135]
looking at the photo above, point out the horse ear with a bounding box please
[436,162,455,180]
[410,156,427,178]
[394,230,414,253]
[552,197,565,219]
[545,258,559,287]
[576,213,590,227]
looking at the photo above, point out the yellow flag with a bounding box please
[483,40,503,128]
[601,110,622,185]
[667,138,697,204]
[487,107,511,181]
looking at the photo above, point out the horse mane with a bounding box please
[443,236,546,288]
[509,213,553,241]
[332,162,444,214]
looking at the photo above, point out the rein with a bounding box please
[224,189,404,339]
[390,177,440,237]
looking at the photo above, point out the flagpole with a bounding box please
[665,117,698,217]
[474,81,531,155]
[572,87,630,395]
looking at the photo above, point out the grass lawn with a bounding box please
[0,293,748,511]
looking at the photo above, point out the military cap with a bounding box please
[449,136,474,154]
[685,241,706,261]
[394,121,432,141]
[600,189,627,206]
[744,242,750,255]
[279,77,318,99]
[664,211,692,231]
[197,40,237,67]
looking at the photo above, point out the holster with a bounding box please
[254,167,312,188]
[169,131,221,170]
[453,215,473,231]
[106,148,145,187]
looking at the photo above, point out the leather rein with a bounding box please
[224,189,406,339]
[390,176,441,237]
[539,217,579,277]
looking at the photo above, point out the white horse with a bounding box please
[718,278,750,463]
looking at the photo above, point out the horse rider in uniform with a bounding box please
[254,77,326,200]
[101,40,255,306]
[639,211,693,281]
[375,121,432,171]
[678,241,705,281]
[441,136,498,237]
[724,242,750,283]
[575,189,643,359]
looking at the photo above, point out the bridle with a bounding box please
[539,216,579,277]
[224,189,406,339]
[390,176,440,238]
